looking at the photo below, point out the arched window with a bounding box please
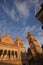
[15,51,17,58]
[11,51,14,57]
[0,50,3,56]
[3,50,7,57]
[8,50,10,57]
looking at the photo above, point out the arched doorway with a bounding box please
[11,51,14,57]
[3,50,7,57]
[8,50,10,57]
[15,51,17,58]
[0,50,3,57]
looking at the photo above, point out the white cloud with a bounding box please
[28,0,41,15]
[37,26,43,36]
[1,0,30,22]
[35,26,43,46]
[15,0,41,17]
[1,1,19,22]
[39,26,43,31]
[34,0,41,15]
[1,0,41,22]
[25,25,35,33]
[35,3,41,15]
[21,25,36,38]
[38,32,43,36]
[15,0,29,17]
[36,36,43,46]
[1,0,42,22]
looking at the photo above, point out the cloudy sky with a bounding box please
[0,0,43,50]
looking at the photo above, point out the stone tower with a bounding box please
[27,32,42,56]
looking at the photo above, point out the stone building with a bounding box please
[27,32,43,65]
[0,32,43,65]
[0,34,28,65]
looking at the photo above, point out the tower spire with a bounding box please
[27,32,42,56]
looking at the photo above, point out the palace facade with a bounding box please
[0,34,28,65]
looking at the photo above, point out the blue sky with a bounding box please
[0,0,43,50]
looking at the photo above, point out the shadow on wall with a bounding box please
[21,52,28,65]
[27,48,43,65]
